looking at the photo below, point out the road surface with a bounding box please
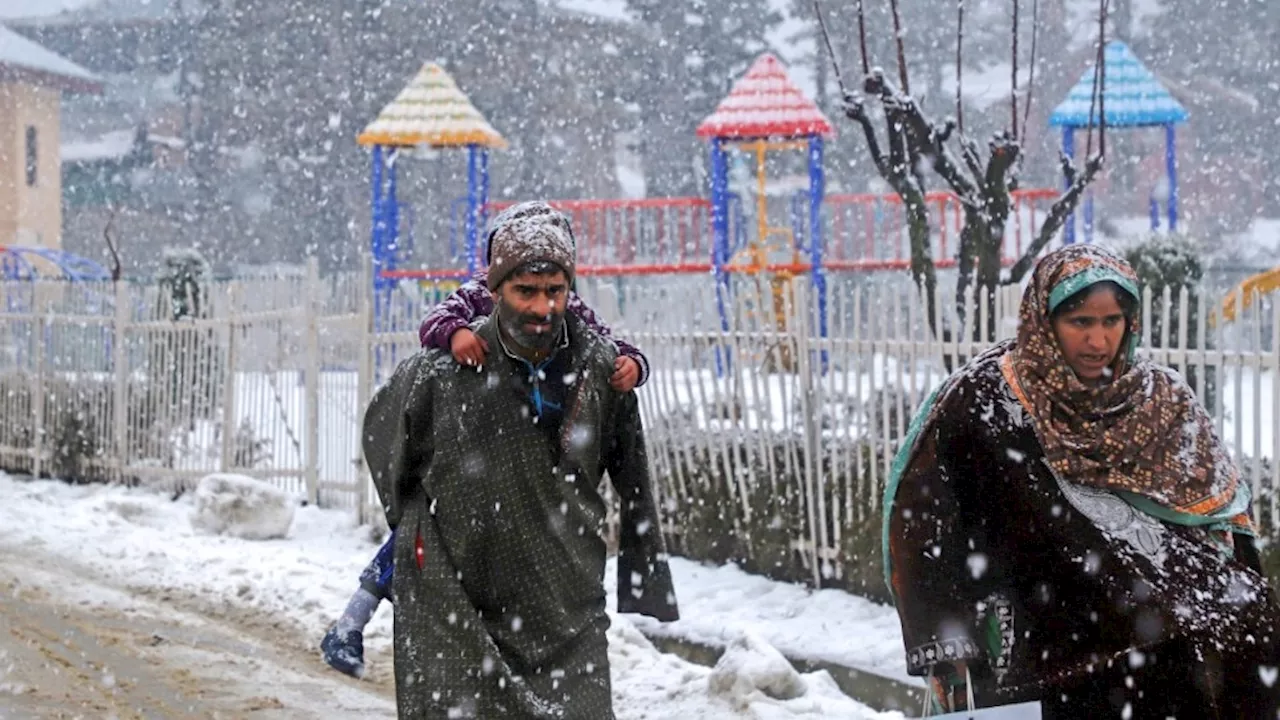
[0,544,394,719]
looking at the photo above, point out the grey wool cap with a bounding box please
[486,212,576,291]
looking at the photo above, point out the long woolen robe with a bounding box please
[364,313,678,719]
[886,349,1280,718]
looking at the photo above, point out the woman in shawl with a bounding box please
[884,245,1280,718]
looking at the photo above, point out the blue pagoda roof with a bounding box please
[1049,41,1188,128]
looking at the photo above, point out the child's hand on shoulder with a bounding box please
[451,328,489,366]
[610,356,640,393]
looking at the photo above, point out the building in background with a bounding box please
[0,24,101,250]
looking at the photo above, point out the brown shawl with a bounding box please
[1002,245,1249,525]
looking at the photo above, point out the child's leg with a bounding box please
[357,529,396,604]
[322,530,396,677]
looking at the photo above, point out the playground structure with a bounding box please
[356,62,506,307]
[0,245,112,312]
[355,47,1230,343]
[695,53,830,358]
[1049,41,1188,243]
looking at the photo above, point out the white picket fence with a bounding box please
[0,267,1276,584]
[574,273,1280,584]
[0,260,374,510]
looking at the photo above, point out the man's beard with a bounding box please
[496,299,565,354]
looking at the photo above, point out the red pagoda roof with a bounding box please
[696,53,834,140]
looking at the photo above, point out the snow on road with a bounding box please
[0,474,906,719]
[0,544,393,718]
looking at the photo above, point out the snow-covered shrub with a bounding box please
[156,247,212,321]
[0,373,113,483]
[46,389,108,484]
[1124,232,1205,334]
[1124,232,1216,408]
[189,473,296,540]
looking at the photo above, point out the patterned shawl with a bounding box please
[1002,244,1251,530]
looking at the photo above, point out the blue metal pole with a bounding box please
[465,144,480,278]
[386,149,400,272]
[808,136,828,355]
[479,147,491,266]
[370,146,385,276]
[1084,192,1094,244]
[370,146,386,376]
[1149,193,1160,232]
[1166,124,1179,232]
[1062,128,1076,244]
[710,138,731,376]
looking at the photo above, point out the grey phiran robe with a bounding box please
[364,313,678,719]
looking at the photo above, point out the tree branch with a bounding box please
[983,131,1020,221]
[1058,150,1077,187]
[104,207,122,282]
[843,73,938,336]
[956,0,965,133]
[960,134,985,183]
[840,93,891,179]
[870,72,982,208]
[1006,154,1104,282]
[1011,0,1020,142]
[1021,0,1040,137]
[888,0,910,94]
[856,0,870,75]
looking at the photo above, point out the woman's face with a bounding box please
[1051,285,1128,384]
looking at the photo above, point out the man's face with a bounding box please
[493,269,569,353]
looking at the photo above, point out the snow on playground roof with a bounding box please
[0,24,100,91]
[1049,40,1188,128]
[357,62,507,149]
[696,53,833,140]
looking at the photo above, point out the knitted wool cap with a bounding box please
[486,215,576,291]
[484,201,575,264]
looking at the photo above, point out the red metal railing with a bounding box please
[825,188,1059,269]
[486,197,714,269]
[383,189,1061,279]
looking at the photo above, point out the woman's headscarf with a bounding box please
[1002,244,1251,529]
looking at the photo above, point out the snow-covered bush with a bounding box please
[189,473,296,540]
[1123,232,1217,408]
[156,247,212,321]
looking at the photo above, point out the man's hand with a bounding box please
[450,328,489,367]
[610,356,640,392]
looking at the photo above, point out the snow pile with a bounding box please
[608,614,903,719]
[708,632,807,707]
[606,556,913,685]
[188,473,297,540]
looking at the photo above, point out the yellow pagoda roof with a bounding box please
[357,63,507,149]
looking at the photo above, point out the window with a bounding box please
[25,126,37,187]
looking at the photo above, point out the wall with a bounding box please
[0,81,63,250]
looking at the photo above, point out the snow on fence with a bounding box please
[0,265,1275,592]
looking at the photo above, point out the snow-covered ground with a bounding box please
[0,474,907,719]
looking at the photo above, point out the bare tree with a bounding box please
[816,0,1110,339]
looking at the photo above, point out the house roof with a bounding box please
[0,24,101,92]
[357,63,507,149]
[696,53,833,140]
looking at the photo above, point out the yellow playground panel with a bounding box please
[421,279,462,306]
[1220,265,1280,324]
[726,138,808,355]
